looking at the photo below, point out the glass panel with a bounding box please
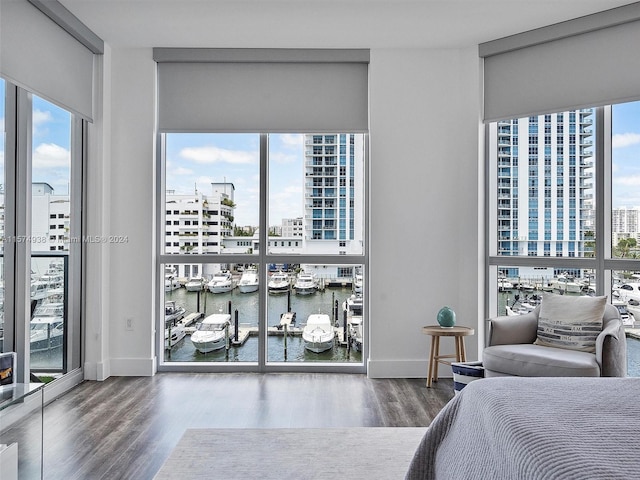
[267,263,363,363]
[163,263,259,363]
[495,110,595,258]
[268,134,365,255]
[164,134,259,255]
[0,78,5,352]
[611,100,640,258]
[611,270,639,377]
[30,95,71,373]
[497,265,595,316]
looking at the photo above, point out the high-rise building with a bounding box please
[496,110,595,265]
[612,206,640,245]
[303,134,364,254]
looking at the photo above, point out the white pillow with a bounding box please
[534,294,606,353]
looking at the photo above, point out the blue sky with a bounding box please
[1,74,639,219]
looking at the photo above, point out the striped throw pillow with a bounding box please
[534,294,606,353]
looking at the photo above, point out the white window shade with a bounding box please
[0,0,97,121]
[481,5,640,122]
[155,49,370,133]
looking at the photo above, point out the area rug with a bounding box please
[154,427,427,480]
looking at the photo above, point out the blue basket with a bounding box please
[451,361,484,395]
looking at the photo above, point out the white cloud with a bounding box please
[612,132,640,149]
[32,143,70,168]
[33,110,53,128]
[280,134,304,148]
[170,166,194,176]
[180,146,257,165]
[270,151,299,164]
[613,175,640,187]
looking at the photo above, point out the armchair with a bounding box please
[483,303,627,377]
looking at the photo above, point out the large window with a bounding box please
[489,101,640,376]
[159,133,367,370]
[0,82,83,380]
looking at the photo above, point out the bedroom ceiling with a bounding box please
[58,0,638,49]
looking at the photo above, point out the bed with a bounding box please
[405,376,640,480]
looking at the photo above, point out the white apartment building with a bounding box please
[495,110,595,278]
[165,182,235,279]
[303,134,364,255]
[280,217,303,238]
[31,182,70,253]
[612,206,640,245]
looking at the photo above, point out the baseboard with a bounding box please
[43,368,84,404]
[83,361,110,381]
[109,357,157,377]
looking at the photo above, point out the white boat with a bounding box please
[342,294,363,351]
[238,267,259,293]
[549,274,582,294]
[30,280,49,300]
[614,282,640,305]
[190,313,231,353]
[302,314,335,353]
[32,302,64,320]
[498,278,514,292]
[612,300,635,328]
[165,267,180,292]
[505,295,542,316]
[165,301,185,324]
[30,317,64,352]
[353,273,363,294]
[185,276,206,292]
[268,271,290,294]
[208,270,235,293]
[294,272,317,295]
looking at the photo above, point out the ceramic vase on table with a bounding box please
[437,306,456,328]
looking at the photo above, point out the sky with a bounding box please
[1,74,639,222]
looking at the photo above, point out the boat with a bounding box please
[238,267,259,293]
[612,300,635,328]
[548,274,582,294]
[294,272,317,295]
[498,278,513,292]
[190,313,231,353]
[30,317,64,352]
[353,273,363,294]
[268,271,290,294]
[32,302,64,320]
[30,280,49,300]
[342,294,363,351]
[208,270,235,293]
[165,304,187,349]
[614,282,640,305]
[184,276,206,292]
[302,313,335,353]
[165,267,180,292]
[505,294,541,316]
[165,301,185,324]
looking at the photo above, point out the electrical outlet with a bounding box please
[126,318,134,331]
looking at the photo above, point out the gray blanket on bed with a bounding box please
[405,377,640,480]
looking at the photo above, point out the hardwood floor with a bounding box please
[5,373,454,479]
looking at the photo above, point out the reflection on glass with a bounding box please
[163,263,259,363]
[266,264,363,363]
[164,134,259,255]
[495,110,595,258]
[268,134,365,255]
[30,256,65,370]
[497,266,595,316]
[611,101,640,259]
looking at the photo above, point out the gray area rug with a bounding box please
[154,427,427,480]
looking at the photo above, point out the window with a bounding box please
[490,102,640,376]
[159,133,366,369]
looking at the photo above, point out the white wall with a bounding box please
[86,46,483,378]
[367,48,482,378]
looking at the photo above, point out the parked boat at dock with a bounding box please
[191,313,232,353]
[238,267,259,293]
[165,301,186,324]
[30,317,63,352]
[302,313,335,353]
[294,272,317,295]
[208,271,235,294]
[268,271,290,294]
[185,276,206,292]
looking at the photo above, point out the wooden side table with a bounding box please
[422,325,475,387]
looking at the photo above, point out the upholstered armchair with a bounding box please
[483,300,627,378]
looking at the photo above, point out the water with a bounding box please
[164,285,363,364]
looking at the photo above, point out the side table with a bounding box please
[422,325,475,387]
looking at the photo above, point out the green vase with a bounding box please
[437,306,456,328]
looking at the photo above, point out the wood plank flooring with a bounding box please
[4,373,454,480]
